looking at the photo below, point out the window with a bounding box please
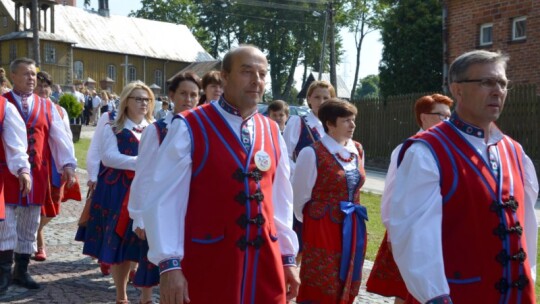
[9,44,17,63]
[154,69,163,88]
[44,43,56,63]
[128,66,136,82]
[107,64,116,81]
[479,23,493,46]
[512,17,526,41]
[74,61,84,80]
[2,16,7,27]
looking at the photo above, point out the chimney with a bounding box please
[98,0,109,17]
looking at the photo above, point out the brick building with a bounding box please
[443,0,539,91]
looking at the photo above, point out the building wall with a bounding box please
[445,0,539,88]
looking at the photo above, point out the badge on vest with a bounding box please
[254,150,271,171]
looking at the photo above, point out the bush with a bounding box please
[58,94,83,121]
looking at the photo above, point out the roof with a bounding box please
[178,60,222,78]
[0,0,214,62]
[297,71,351,100]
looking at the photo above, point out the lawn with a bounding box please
[74,138,90,170]
[361,191,540,300]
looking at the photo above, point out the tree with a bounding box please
[354,74,379,99]
[343,0,387,99]
[378,0,443,97]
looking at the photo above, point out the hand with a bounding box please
[134,227,146,240]
[283,266,300,302]
[18,173,31,196]
[62,167,76,188]
[160,269,190,304]
[87,180,96,191]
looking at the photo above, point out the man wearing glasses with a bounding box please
[388,50,538,303]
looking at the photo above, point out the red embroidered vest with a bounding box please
[181,104,286,304]
[3,92,53,206]
[400,122,535,303]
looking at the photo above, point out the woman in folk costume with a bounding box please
[366,94,453,303]
[127,71,201,294]
[78,81,155,304]
[283,80,336,262]
[292,99,367,304]
[33,71,82,262]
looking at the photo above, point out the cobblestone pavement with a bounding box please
[0,165,394,304]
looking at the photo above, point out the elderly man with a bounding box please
[143,45,299,304]
[388,50,538,303]
[0,57,77,290]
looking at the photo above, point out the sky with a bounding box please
[77,0,383,90]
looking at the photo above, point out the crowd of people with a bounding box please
[0,45,537,304]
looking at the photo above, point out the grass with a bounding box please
[74,138,91,170]
[361,191,540,300]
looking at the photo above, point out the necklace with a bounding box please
[335,152,355,163]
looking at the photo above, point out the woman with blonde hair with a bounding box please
[78,81,155,304]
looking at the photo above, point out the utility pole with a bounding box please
[318,8,329,80]
[31,0,40,67]
[328,0,337,90]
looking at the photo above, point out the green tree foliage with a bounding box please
[354,74,379,99]
[59,94,83,120]
[378,0,443,97]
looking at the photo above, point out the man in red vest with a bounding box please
[388,50,538,304]
[0,57,77,291]
[0,94,32,295]
[143,45,300,304]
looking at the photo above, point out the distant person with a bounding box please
[0,67,12,94]
[155,100,170,120]
[198,70,223,105]
[388,50,538,303]
[366,93,453,303]
[91,90,101,125]
[267,99,289,133]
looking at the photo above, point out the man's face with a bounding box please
[222,48,268,113]
[11,63,36,93]
[451,62,507,128]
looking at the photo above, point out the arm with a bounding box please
[60,107,73,142]
[86,113,111,182]
[129,124,159,230]
[381,144,401,230]
[48,102,77,171]
[387,143,450,303]
[282,115,301,161]
[100,126,137,171]
[3,103,30,176]
[522,153,539,282]
[142,118,191,269]
[291,147,317,222]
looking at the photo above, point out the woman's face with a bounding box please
[308,87,331,116]
[126,88,150,120]
[204,83,223,103]
[34,79,52,99]
[327,115,356,144]
[169,80,200,113]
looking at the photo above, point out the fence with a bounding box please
[351,84,540,172]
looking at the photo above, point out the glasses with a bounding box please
[456,78,511,91]
[129,96,151,104]
[425,112,450,121]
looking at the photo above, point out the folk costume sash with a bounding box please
[398,116,534,304]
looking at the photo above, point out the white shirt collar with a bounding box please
[321,134,358,156]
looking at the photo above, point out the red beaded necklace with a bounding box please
[335,152,355,163]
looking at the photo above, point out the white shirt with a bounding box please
[292,135,363,222]
[142,104,298,267]
[2,102,30,175]
[99,118,150,171]
[12,93,76,171]
[387,124,539,303]
[92,96,101,108]
[129,112,173,230]
[381,129,423,230]
[282,111,326,175]
[86,112,113,182]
